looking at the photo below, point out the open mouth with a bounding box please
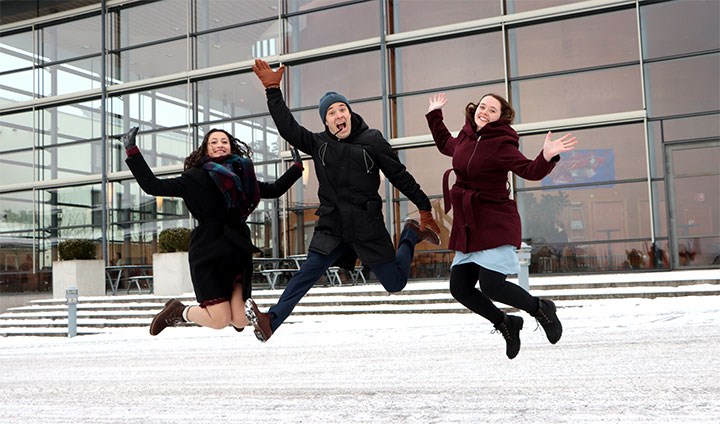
[336,122,346,131]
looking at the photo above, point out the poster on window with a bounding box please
[542,149,615,187]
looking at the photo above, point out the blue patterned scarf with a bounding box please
[202,154,260,218]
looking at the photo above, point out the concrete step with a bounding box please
[1,273,718,337]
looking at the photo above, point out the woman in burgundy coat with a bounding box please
[426,92,578,359]
[120,127,303,336]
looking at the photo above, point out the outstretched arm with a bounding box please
[121,127,187,197]
[425,93,458,156]
[259,148,304,198]
[253,59,316,155]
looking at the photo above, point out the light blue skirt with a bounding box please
[451,244,519,276]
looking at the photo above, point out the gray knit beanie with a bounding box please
[318,91,350,122]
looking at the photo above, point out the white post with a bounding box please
[66,287,78,338]
[517,242,531,292]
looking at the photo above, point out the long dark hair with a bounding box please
[464,93,515,132]
[184,128,252,170]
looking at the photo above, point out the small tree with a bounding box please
[158,228,192,253]
[58,239,97,260]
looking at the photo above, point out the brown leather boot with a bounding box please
[403,218,440,245]
[245,298,273,342]
[149,299,186,336]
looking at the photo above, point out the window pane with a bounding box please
[287,52,382,110]
[197,72,267,121]
[0,111,34,152]
[671,143,720,176]
[661,114,720,143]
[641,0,720,60]
[37,56,103,96]
[645,54,720,118]
[37,101,103,148]
[39,141,101,178]
[394,31,504,94]
[0,31,34,72]
[0,69,34,105]
[390,0,500,32]
[40,15,102,62]
[512,65,643,123]
[287,2,379,53]
[196,21,277,68]
[120,0,187,47]
[509,9,638,76]
[114,39,187,83]
[196,0,279,31]
[0,150,33,185]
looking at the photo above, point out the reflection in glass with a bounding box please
[196,21,278,69]
[517,123,647,189]
[0,31,34,72]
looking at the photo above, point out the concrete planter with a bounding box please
[152,252,193,296]
[52,259,105,299]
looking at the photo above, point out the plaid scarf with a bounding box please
[202,154,260,218]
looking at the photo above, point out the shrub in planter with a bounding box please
[58,239,97,260]
[158,228,192,253]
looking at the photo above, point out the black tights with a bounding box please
[449,263,539,325]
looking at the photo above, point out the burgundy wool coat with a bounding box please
[426,109,558,253]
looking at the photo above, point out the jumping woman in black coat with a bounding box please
[121,127,303,335]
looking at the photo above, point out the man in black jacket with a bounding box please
[245,59,441,342]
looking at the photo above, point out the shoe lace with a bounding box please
[492,323,511,340]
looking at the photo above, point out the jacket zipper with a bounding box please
[466,135,480,175]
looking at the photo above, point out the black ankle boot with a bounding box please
[534,299,562,344]
[493,313,523,359]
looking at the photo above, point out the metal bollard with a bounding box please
[66,287,78,338]
[517,243,531,292]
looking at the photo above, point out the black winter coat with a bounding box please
[265,88,432,267]
[126,152,302,302]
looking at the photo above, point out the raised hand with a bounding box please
[121,127,139,150]
[252,59,285,89]
[427,93,448,113]
[542,131,578,161]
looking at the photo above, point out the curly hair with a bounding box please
[464,93,515,132]
[184,128,253,170]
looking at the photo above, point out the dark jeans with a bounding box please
[268,227,418,331]
[449,263,539,325]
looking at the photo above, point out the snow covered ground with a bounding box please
[1,294,719,423]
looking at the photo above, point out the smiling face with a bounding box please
[474,95,502,130]
[205,130,232,158]
[325,102,352,140]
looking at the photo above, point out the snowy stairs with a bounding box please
[1,274,718,336]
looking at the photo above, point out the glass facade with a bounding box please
[1,0,718,294]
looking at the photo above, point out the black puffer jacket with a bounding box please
[265,88,431,267]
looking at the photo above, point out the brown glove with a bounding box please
[252,59,285,89]
[419,210,440,235]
